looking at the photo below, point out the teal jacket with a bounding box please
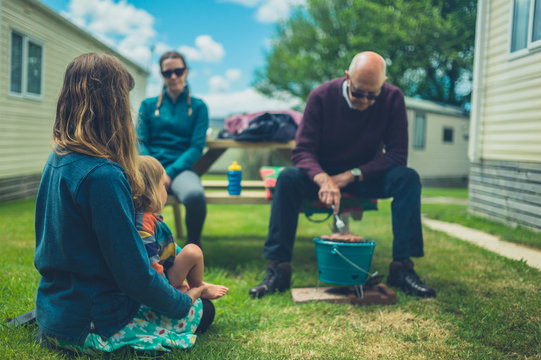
[34,152,192,346]
[137,89,209,179]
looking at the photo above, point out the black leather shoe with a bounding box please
[249,262,291,298]
[387,260,436,298]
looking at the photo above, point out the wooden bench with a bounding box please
[166,179,270,239]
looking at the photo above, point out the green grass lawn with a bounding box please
[1,192,540,359]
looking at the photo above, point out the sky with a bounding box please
[38,0,304,118]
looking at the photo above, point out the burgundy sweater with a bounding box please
[292,77,408,182]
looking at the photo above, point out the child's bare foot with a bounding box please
[200,282,229,299]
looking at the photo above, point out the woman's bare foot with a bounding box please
[200,282,229,299]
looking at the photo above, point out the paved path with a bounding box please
[422,197,468,205]
[422,217,541,271]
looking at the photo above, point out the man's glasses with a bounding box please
[161,68,186,78]
[349,82,379,101]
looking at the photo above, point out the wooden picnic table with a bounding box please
[192,138,294,204]
[167,139,295,238]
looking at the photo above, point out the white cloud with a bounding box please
[61,0,155,67]
[153,42,171,58]
[256,0,291,23]
[207,69,243,93]
[179,35,225,63]
[178,46,202,63]
[226,69,242,82]
[221,0,305,23]
[209,75,230,93]
[201,87,301,118]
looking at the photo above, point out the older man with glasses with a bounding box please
[250,51,436,300]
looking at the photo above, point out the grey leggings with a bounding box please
[169,170,207,244]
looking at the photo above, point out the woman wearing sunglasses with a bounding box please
[138,51,208,247]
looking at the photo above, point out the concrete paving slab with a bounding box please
[292,284,396,305]
[422,217,541,271]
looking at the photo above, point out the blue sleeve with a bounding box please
[82,165,192,318]
[137,100,152,155]
[165,101,209,178]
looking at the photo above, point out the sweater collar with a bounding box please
[341,78,387,111]
[341,79,355,110]
[163,86,188,104]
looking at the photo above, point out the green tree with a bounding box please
[254,0,476,108]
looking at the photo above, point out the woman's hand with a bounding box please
[185,283,208,303]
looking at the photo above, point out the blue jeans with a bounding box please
[169,170,207,244]
[263,166,424,262]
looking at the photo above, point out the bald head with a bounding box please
[348,51,387,87]
[345,51,387,111]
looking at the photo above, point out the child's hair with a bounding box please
[155,51,192,117]
[52,53,143,197]
[133,156,166,213]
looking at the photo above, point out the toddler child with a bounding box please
[134,155,228,299]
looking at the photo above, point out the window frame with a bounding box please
[509,0,541,59]
[442,127,454,144]
[8,29,44,100]
[531,0,541,47]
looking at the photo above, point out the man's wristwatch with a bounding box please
[351,168,362,182]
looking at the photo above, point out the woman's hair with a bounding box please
[52,53,143,197]
[133,156,165,213]
[155,51,192,117]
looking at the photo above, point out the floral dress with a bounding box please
[46,299,203,355]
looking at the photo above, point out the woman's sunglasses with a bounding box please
[161,67,186,79]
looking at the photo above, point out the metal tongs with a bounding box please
[331,204,346,233]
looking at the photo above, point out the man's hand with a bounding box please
[330,170,356,188]
[313,172,341,214]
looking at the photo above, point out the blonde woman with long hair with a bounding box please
[34,53,212,355]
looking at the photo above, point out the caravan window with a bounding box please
[9,30,43,98]
[443,127,454,144]
[533,0,541,42]
[413,113,426,150]
[510,0,541,53]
